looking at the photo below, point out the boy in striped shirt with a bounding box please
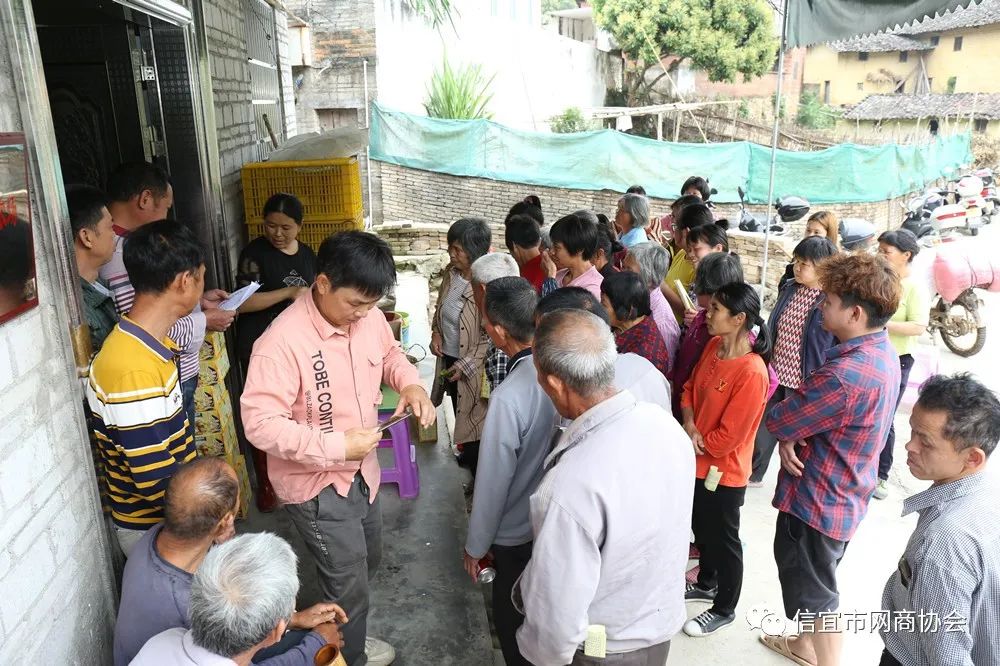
[87,220,204,556]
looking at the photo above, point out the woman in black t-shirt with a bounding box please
[235,192,317,511]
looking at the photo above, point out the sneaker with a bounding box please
[684,582,717,603]
[683,609,735,637]
[874,478,889,500]
[365,637,396,666]
[747,480,765,488]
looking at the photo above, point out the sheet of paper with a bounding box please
[218,281,260,311]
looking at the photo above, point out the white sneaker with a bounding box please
[365,637,396,666]
[874,478,889,500]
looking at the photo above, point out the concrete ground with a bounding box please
[244,222,1000,665]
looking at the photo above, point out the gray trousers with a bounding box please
[285,477,382,666]
[570,641,671,665]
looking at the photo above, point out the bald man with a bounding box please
[516,309,694,666]
[114,458,345,666]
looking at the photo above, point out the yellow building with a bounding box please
[804,0,1000,107]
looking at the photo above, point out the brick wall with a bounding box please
[378,161,911,233]
[0,22,116,661]
[286,0,379,222]
[204,0,258,269]
[375,162,922,299]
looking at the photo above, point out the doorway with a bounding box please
[31,0,219,280]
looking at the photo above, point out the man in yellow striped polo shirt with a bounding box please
[86,219,204,556]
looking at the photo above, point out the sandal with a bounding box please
[759,634,817,666]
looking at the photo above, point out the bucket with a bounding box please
[395,311,410,346]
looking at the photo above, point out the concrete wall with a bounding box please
[0,7,116,661]
[803,47,909,107]
[374,0,611,132]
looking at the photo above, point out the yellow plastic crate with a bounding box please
[241,158,363,224]
[245,215,364,252]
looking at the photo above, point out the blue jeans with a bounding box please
[181,376,198,443]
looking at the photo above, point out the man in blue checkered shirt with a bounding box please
[879,373,1000,666]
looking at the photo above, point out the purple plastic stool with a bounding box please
[377,409,420,499]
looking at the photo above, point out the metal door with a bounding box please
[243,0,283,159]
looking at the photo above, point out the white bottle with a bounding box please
[704,465,723,492]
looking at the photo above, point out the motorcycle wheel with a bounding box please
[937,294,986,357]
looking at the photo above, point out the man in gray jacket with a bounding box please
[464,276,550,666]
[517,309,694,666]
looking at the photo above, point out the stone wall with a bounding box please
[377,161,911,235]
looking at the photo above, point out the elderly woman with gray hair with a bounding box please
[614,193,651,248]
[623,242,681,358]
[516,308,694,666]
[432,218,493,477]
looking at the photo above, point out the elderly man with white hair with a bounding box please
[624,242,681,357]
[470,252,521,392]
[516,309,695,666]
[131,532,343,665]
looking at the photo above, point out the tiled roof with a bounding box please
[831,33,934,53]
[844,93,1000,120]
[899,0,1000,35]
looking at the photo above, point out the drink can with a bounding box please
[476,556,496,584]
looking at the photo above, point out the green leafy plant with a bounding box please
[796,90,837,129]
[424,57,495,120]
[771,91,786,121]
[550,107,594,133]
[737,100,750,119]
[592,0,779,105]
[406,0,458,30]
[947,76,957,94]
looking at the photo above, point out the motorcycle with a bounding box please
[736,187,810,235]
[900,179,982,240]
[915,239,998,357]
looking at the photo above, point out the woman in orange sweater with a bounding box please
[680,281,771,637]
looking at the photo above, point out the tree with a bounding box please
[592,0,779,105]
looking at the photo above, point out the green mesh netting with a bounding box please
[370,103,971,204]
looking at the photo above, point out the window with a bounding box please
[859,51,869,61]
[974,119,989,133]
[954,36,963,51]
[928,77,934,90]
[823,80,831,104]
[899,51,909,62]
[895,80,905,93]
[929,118,939,135]
[930,35,940,46]
[857,82,864,90]
[947,76,958,94]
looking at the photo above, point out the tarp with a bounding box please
[370,103,972,205]
[785,0,985,48]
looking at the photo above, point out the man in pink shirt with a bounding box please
[241,231,434,666]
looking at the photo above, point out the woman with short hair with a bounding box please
[431,218,493,475]
[540,214,603,300]
[600,271,672,379]
[873,229,929,500]
[615,193,651,247]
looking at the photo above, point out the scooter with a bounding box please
[969,168,999,224]
[900,190,944,240]
[736,187,810,235]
